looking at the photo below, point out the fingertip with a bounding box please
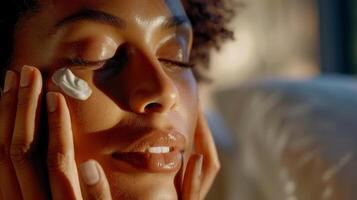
[56,92,68,107]
[23,65,43,90]
[22,65,40,76]
[80,160,100,186]
[80,159,109,186]
[46,92,69,113]
[80,160,112,200]
[3,70,18,93]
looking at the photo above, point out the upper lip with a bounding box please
[112,129,186,154]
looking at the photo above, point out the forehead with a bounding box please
[41,0,187,20]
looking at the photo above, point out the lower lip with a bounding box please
[112,149,182,173]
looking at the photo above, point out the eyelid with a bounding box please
[63,34,119,63]
[61,57,108,68]
[156,34,190,63]
[158,58,194,68]
[62,56,194,70]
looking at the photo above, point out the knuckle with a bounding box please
[10,143,31,167]
[47,151,72,172]
[88,189,107,200]
[208,159,221,175]
[214,160,221,172]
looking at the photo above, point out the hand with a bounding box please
[0,65,112,200]
[193,107,221,199]
[0,66,49,200]
[45,91,112,200]
[179,106,220,200]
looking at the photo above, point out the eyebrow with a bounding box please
[55,9,191,30]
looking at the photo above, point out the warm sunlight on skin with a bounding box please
[1,0,214,199]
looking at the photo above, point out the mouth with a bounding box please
[111,130,186,173]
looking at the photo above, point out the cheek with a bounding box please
[67,89,124,135]
[176,70,199,117]
[67,94,121,132]
[45,71,122,133]
[175,71,199,148]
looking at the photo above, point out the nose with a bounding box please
[125,47,179,114]
[129,84,178,114]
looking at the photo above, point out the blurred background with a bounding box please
[206,0,357,90]
[204,0,357,199]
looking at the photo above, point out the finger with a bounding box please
[194,107,220,199]
[46,92,83,200]
[182,154,203,200]
[10,66,47,200]
[79,160,112,200]
[0,70,22,200]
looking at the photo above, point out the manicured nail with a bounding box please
[46,92,58,112]
[195,154,203,177]
[80,160,100,186]
[20,66,34,87]
[3,71,16,93]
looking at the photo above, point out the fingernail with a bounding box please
[4,71,16,93]
[20,66,34,87]
[195,154,203,177]
[46,92,58,112]
[80,160,100,186]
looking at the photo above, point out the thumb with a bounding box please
[79,160,112,200]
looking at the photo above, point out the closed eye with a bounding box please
[63,57,194,69]
[63,57,108,68]
[158,58,194,68]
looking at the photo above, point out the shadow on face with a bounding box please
[9,1,198,199]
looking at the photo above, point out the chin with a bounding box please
[107,170,179,200]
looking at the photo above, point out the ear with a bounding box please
[193,105,220,199]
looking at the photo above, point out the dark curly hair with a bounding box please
[0,0,235,84]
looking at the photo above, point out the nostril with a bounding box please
[144,102,162,112]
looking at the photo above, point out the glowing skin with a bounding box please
[9,0,198,199]
[52,68,92,100]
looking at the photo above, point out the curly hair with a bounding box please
[184,0,236,81]
[0,0,235,83]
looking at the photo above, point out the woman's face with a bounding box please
[9,0,198,199]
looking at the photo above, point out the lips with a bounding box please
[111,130,186,173]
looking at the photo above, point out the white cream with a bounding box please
[52,68,92,100]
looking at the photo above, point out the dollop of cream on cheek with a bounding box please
[52,68,92,100]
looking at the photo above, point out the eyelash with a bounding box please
[65,57,194,69]
[158,58,194,68]
[67,57,106,67]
